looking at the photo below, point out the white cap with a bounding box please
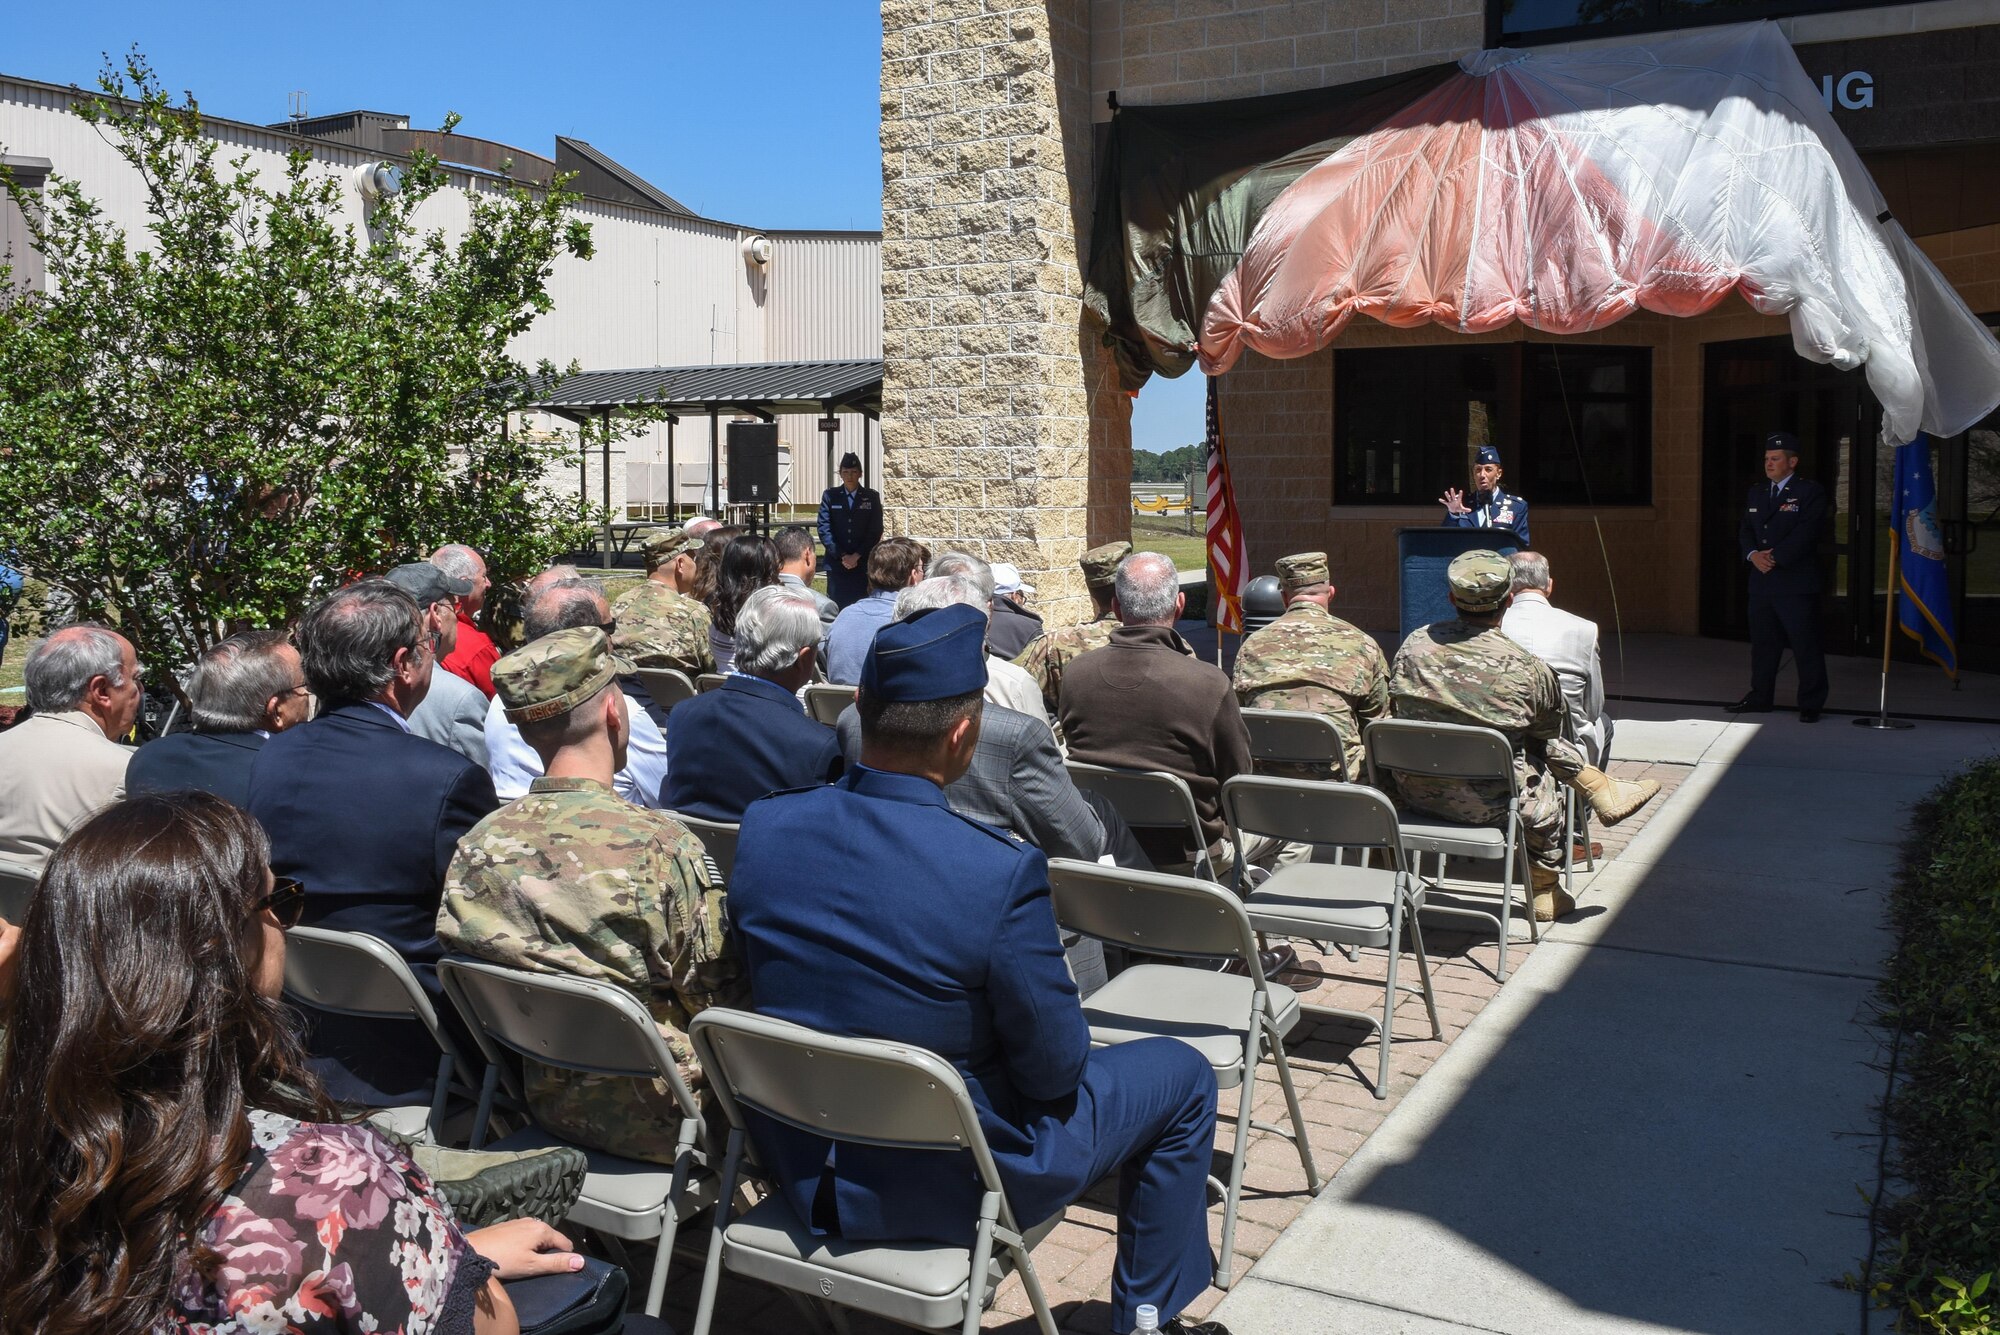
[1133,1304,1160,1332]
[991,561,1034,596]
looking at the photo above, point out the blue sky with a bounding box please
[8,1,1206,452]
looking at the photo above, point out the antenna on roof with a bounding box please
[287,91,308,131]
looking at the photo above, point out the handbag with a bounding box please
[506,1257,632,1335]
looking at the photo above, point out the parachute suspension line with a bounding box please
[1548,344,1627,693]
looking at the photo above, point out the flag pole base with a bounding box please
[1853,714,1916,730]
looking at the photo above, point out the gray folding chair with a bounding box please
[803,682,856,727]
[1046,859,1318,1288]
[1363,719,1536,980]
[1559,711,1596,894]
[635,668,698,714]
[1063,761,1216,880]
[672,813,740,884]
[438,957,716,1318]
[281,926,481,1142]
[0,863,37,922]
[1241,708,1348,783]
[688,1008,1060,1335]
[696,673,728,694]
[1221,777,1442,1098]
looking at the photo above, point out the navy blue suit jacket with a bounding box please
[127,729,266,808]
[730,766,1091,1244]
[661,674,842,821]
[1739,476,1827,597]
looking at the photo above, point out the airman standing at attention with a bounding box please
[1013,539,1133,717]
[1231,551,1389,783]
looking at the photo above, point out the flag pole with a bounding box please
[1857,460,1916,730]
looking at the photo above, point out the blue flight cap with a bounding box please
[861,604,990,702]
[1475,446,1502,467]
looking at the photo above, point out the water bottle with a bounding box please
[1132,1304,1161,1334]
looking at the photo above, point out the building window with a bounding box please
[1334,343,1652,507]
[1,156,51,298]
[1493,0,1913,46]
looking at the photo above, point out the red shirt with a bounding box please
[441,608,499,698]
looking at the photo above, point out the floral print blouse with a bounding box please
[169,1111,495,1334]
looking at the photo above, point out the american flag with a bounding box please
[1204,376,1247,634]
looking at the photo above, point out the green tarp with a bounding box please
[1083,64,1458,392]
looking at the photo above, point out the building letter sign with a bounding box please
[1820,71,1875,111]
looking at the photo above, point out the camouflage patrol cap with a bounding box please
[642,527,702,571]
[1276,551,1329,594]
[1079,541,1133,591]
[1447,549,1512,614]
[492,626,635,724]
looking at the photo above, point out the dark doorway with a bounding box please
[1700,337,1878,654]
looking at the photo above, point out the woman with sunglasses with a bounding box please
[0,791,583,1335]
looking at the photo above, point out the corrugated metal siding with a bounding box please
[768,233,883,361]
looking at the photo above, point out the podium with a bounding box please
[1397,526,1522,642]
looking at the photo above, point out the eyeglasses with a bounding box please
[261,876,307,929]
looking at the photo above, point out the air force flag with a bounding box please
[1894,436,1958,680]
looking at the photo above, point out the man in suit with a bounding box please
[390,562,490,767]
[662,585,842,821]
[1501,551,1612,766]
[817,451,884,609]
[1730,432,1829,722]
[1439,444,1530,545]
[247,579,499,1104]
[0,625,140,878]
[731,604,1225,1335]
[127,629,312,806]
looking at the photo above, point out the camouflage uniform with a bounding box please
[1232,553,1389,782]
[1011,539,1132,716]
[610,581,715,676]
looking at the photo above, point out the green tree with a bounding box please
[1132,443,1205,483]
[0,53,623,682]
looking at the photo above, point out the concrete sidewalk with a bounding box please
[1215,703,1999,1335]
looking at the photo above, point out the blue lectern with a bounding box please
[1397,527,1522,643]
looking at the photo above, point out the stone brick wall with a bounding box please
[879,0,1129,630]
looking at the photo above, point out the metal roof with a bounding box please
[514,359,882,417]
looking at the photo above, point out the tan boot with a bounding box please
[1532,865,1576,922]
[1573,766,1660,826]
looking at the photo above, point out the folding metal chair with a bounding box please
[634,668,698,714]
[1241,708,1348,783]
[803,682,856,726]
[1559,711,1596,895]
[1063,761,1217,881]
[696,673,728,694]
[688,1008,1060,1335]
[281,926,482,1142]
[438,958,716,1318]
[1046,859,1318,1288]
[0,863,37,922]
[1221,778,1442,1098]
[1363,719,1536,980]
[671,812,741,884]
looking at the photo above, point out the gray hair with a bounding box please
[523,578,609,642]
[896,575,989,623]
[430,544,485,585]
[187,630,298,733]
[295,581,424,702]
[1508,550,1552,595]
[24,624,129,713]
[1114,552,1180,625]
[927,551,995,601]
[525,564,581,598]
[735,585,823,677]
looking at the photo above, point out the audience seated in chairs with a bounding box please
[486,576,669,807]
[0,792,585,1335]
[927,551,1050,722]
[246,579,499,1105]
[731,603,1229,1335]
[0,624,141,881]
[1502,550,1615,767]
[1231,550,1389,783]
[704,534,781,674]
[774,524,840,642]
[439,625,747,1162]
[823,536,930,685]
[388,561,491,768]
[661,584,842,822]
[127,629,312,807]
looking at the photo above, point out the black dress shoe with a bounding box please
[1799,708,1822,723]
[1724,697,1773,714]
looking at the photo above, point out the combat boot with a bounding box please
[1572,766,1660,825]
[1531,865,1575,922]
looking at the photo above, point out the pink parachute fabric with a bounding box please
[1200,23,2000,445]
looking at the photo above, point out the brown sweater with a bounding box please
[1058,623,1252,863]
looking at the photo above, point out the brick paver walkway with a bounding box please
[641,760,1688,1334]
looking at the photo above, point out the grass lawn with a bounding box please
[1131,513,1207,574]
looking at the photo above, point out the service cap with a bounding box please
[1475,445,1503,467]
[1276,551,1329,594]
[492,625,634,724]
[839,452,863,471]
[1447,549,1512,615]
[1079,541,1133,591]
[1762,431,1801,456]
[860,603,989,703]
[385,561,469,606]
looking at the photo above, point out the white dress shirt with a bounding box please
[985,654,1049,725]
[1501,589,1612,766]
[482,689,669,806]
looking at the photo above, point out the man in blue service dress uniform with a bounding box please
[729,603,1228,1335]
[1729,431,1830,722]
[817,451,884,610]
[1440,444,1531,546]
